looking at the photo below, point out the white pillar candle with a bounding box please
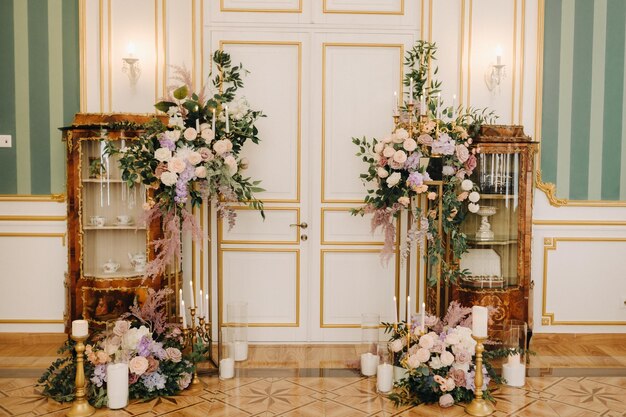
[179,288,183,314]
[393,91,398,116]
[233,341,248,361]
[71,320,88,338]
[420,88,426,115]
[393,296,398,326]
[106,362,129,409]
[219,358,235,379]
[195,118,200,132]
[212,108,216,132]
[377,363,394,393]
[471,306,488,338]
[409,78,414,104]
[421,302,426,333]
[198,289,203,316]
[225,105,230,133]
[181,300,187,329]
[189,281,195,309]
[360,352,379,377]
[406,296,410,323]
[502,362,525,387]
[508,353,521,365]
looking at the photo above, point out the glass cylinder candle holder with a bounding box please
[104,321,129,409]
[361,313,380,354]
[376,343,394,393]
[502,320,527,387]
[219,328,235,380]
[227,302,248,362]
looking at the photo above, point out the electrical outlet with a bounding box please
[0,135,11,148]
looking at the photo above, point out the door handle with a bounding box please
[290,222,308,229]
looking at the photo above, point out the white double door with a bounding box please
[210,6,420,342]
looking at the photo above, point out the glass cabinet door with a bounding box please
[459,152,520,290]
[80,138,148,285]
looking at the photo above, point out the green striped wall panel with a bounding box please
[542,0,626,200]
[0,0,79,195]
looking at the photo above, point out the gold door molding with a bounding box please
[542,237,626,325]
[320,248,400,328]
[219,206,300,245]
[0,232,66,246]
[220,0,303,13]
[0,319,64,324]
[0,215,66,221]
[219,40,302,203]
[0,194,65,202]
[320,207,391,246]
[322,0,404,15]
[321,42,404,204]
[218,248,300,328]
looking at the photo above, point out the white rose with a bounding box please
[445,333,461,346]
[393,150,407,164]
[398,196,410,207]
[187,151,202,165]
[164,129,181,142]
[415,348,431,363]
[183,127,198,141]
[395,128,409,140]
[374,142,385,154]
[383,146,396,158]
[195,166,207,178]
[129,356,149,376]
[122,326,150,351]
[403,138,418,152]
[213,139,229,155]
[168,157,186,174]
[429,356,444,370]
[382,136,392,144]
[442,165,456,176]
[201,128,215,142]
[407,354,421,369]
[113,320,131,337]
[160,171,178,186]
[154,147,172,162]
[440,351,455,367]
[386,172,401,187]
[377,167,389,178]
[418,334,434,350]
[390,339,404,352]
[461,179,473,191]
[468,191,480,203]
[223,155,238,176]
[468,203,480,213]
[165,347,182,363]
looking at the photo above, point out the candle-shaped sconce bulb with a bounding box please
[496,45,503,66]
[126,42,136,58]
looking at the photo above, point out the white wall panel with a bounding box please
[323,0,403,14]
[221,208,299,244]
[431,0,461,108]
[221,249,299,326]
[321,208,387,245]
[221,0,301,13]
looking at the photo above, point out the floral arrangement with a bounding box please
[352,41,496,285]
[384,301,504,407]
[38,289,193,407]
[110,51,265,277]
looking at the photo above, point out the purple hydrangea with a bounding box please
[174,165,195,204]
[407,171,425,188]
[465,366,490,391]
[137,336,152,357]
[90,364,107,387]
[431,133,455,155]
[141,372,167,392]
[404,152,422,171]
[158,134,176,151]
[151,341,167,360]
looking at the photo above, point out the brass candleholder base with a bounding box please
[465,336,494,416]
[67,335,95,417]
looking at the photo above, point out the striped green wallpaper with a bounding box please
[0,0,79,195]
[542,0,626,200]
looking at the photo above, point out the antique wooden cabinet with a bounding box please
[62,113,166,330]
[453,125,537,327]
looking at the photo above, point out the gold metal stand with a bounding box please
[182,306,218,386]
[465,336,494,416]
[66,335,95,417]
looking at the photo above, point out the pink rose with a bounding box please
[113,320,131,337]
[178,373,192,389]
[168,157,186,174]
[146,357,160,374]
[195,166,207,178]
[201,128,215,142]
[418,334,434,349]
[427,192,437,201]
[96,350,109,364]
[183,127,198,141]
[394,128,409,140]
[403,138,418,152]
[389,159,404,170]
[398,196,410,207]
[374,142,385,154]
[417,134,433,145]
[187,151,202,165]
[464,154,477,173]
[439,393,454,408]
[415,348,431,363]
[383,146,395,158]
[449,368,466,387]
[440,351,455,367]
[455,144,470,163]
[393,150,407,164]
[129,373,140,384]
[166,347,182,363]
[407,354,421,368]
[390,339,404,353]
[129,356,149,376]
[455,349,471,364]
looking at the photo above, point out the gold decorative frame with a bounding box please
[320,248,400,328]
[321,42,404,204]
[542,237,626,325]
[322,0,404,15]
[0,232,66,246]
[218,248,300,328]
[0,194,65,202]
[219,40,302,203]
[219,206,300,245]
[220,0,302,13]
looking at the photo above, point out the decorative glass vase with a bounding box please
[502,320,527,387]
[219,328,235,380]
[227,302,248,362]
[360,314,380,376]
[376,343,394,393]
[104,322,129,410]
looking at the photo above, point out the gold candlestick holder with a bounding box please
[66,335,95,417]
[181,306,218,385]
[465,336,494,416]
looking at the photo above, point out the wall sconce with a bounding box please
[485,45,506,94]
[122,42,141,87]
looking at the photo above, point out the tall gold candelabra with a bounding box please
[465,337,495,416]
[66,335,95,417]
[182,307,218,385]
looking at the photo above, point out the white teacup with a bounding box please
[116,215,132,225]
[102,259,120,273]
[91,216,106,227]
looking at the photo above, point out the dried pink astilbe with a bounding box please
[401,211,431,263]
[364,203,403,265]
[121,288,172,336]
[442,300,472,328]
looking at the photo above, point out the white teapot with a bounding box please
[128,252,147,273]
[102,259,120,273]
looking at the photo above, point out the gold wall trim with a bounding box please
[518,0,526,124]
[219,206,300,245]
[220,40,302,203]
[0,232,66,246]
[320,207,388,246]
[459,0,466,106]
[533,220,626,226]
[321,42,404,204]
[0,216,66,221]
[107,0,112,112]
[0,319,64,324]
[79,0,86,111]
[154,0,159,104]
[218,248,300,328]
[542,237,626,325]
[0,194,65,202]
[320,249,400,328]
[511,0,518,123]
[322,0,404,15]
[162,0,167,98]
[220,0,302,13]
[99,0,104,112]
